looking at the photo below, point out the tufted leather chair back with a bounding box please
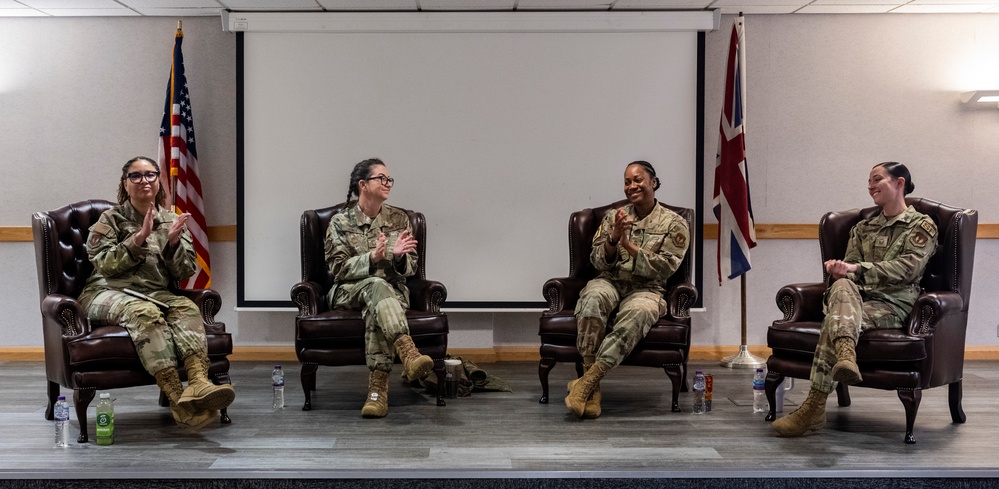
[818,197,978,312]
[32,199,114,302]
[300,203,429,296]
[566,199,694,293]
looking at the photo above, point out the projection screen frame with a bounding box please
[233,11,714,310]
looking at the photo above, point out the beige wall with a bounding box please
[1,14,996,349]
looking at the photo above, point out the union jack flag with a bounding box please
[157,26,211,289]
[712,16,757,284]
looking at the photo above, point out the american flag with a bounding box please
[158,26,211,289]
[712,16,757,284]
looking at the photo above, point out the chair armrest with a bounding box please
[408,279,447,313]
[542,277,588,313]
[907,291,964,337]
[40,294,90,337]
[774,282,826,323]
[666,282,698,319]
[291,280,325,317]
[172,288,222,326]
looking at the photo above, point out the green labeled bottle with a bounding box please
[95,392,114,446]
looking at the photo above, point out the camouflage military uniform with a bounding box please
[325,203,418,372]
[809,205,938,393]
[78,202,206,376]
[575,203,689,369]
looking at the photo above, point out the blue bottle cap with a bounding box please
[57,396,65,401]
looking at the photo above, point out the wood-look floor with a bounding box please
[2,360,998,477]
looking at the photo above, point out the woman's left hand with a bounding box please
[392,230,418,257]
[168,213,191,246]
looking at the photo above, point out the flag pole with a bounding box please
[720,12,765,369]
[720,273,765,368]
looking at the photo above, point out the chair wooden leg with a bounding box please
[949,381,966,424]
[538,356,556,404]
[301,363,318,411]
[836,382,852,407]
[663,365,682,412]
[898,388,922,444]
[680,361,689,393]
[45,381,59,421]
[158,390,170,407]
[575,361,584,378]
[764,370,784,422]
[74,388,96,443]
[434,359,446,407]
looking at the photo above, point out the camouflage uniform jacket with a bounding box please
[80,202,197,295]
[590,202,689,295]
[324,203,418,308]
[843,205,938,320]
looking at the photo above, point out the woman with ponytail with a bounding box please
[324,158,433,418]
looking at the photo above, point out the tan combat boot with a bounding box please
[831,337,863,385]
[178,353,236,412]
[565,363,609,418]
[567,359,602,419]
[393,334,434,381]
[771,388,828,436]
[361,369,390,418]
[154,367,217,429]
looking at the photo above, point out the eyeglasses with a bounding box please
[126,171,160,184]
[365,175,395,187]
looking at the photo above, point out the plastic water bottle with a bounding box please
[272,365,285,409]
[753,368,767,413]
[54,395,70,447]
[692,371,706,414]
[96,393,114,446]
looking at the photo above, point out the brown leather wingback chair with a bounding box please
[538,200,698,412]
[291,203,449,409]
[765,197,977,443]
[33,200,233,443]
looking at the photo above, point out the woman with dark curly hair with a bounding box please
[78,156,234,429]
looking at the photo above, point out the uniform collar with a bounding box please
[628,200,663,228]
[352,203,389,228]
[874,205,916,226]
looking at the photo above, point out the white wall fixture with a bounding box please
[961,90,999,108]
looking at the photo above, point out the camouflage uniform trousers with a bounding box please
[810,278,903,394]
[332,277,411,373]
[83,290,207,376]
[574,278,666,370]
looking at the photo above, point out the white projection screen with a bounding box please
[234,12,712,308]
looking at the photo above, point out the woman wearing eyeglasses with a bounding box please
[77,156,234,429]
[325,157,433,418]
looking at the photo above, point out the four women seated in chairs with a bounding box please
[77,155,936,435]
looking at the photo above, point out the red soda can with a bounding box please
[705,374,714,412]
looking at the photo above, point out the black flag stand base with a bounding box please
[720,274,766,369]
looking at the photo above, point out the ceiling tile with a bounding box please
[516,0,610,9]
[0,8,47,15]
[317,0,418,9]
[37,8,140,15]
[222,0,321,8]
[131,7,226,15]
[419,0,516,9]
[614,0,713,7]
[797,4,896,11]
[19,0,120,7]
[120,0,225,7]
[809,0,902,4]
[891,3,996,10]
[712,0,805,6]
[907,0,999,4]
[716,4,799,12]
